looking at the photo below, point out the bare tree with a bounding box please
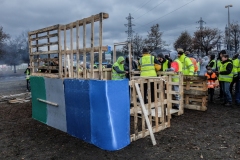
[228,21,240,53]
[145,24,164,52]
[132,33,144,57]
[192,27,222,55]
[0,26,10,59]
[2,31,29,72]
[174,31,192,51]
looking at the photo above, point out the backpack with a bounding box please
[189,57,198,72]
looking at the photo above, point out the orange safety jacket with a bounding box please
[205,72,217,88]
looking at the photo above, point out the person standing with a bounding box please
[124,55,138,79]
[206,54,217,72]
[166,58,182,109]
[219,54,233,106]
[111,56,128,80]
[157,53,171,71]
[205,67,217,103]
[229,54,239,96]
[139,48,161,104]
[24,65,31,91]
[216,50,225,99]
[199,56,209,76]
[177,48,194,75]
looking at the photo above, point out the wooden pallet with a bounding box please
[183,76,208,111]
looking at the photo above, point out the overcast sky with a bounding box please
[0,0,239,50]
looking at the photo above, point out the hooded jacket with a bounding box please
[112,56,126,80]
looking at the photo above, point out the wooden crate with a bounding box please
[183,76,208,111]
[129,74,183,143]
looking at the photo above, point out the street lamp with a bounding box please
[225,4,233,50]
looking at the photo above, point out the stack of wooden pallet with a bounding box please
[183,76,208,111]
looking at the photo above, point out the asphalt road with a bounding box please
[0,73,26,95]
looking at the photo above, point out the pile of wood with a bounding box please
[0,92,31,104]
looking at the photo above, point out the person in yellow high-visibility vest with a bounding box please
[111,56,128,80]
[166,58,182,109]
[219,54,233,106]
[177,48,194,75]
[139,48,161,104]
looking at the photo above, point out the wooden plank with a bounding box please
[113,45,116,63]
[154,80,158,131]
[184,90,208,96]
[147,80,152,126]
[135,83,156,146]
[31,41,58,48]
[159,80,165,124]
[98,13,103,80]
[130,125,166,142]
[60,13,109,30]
[64,26,67,78]
[29,24,59,35]
[30,50,59,55]
[132,81,138,138]
[30,33,58,41]
[184,104,207,111]
[38,66,59,70]
[31,72,59,78]
[58,26,62,78]
[70,23,74,78]
[140,80,145,138]
[47,31,51,73]
[83,19,87,79]
[60,46,108,54]
[90,15,94,79]
[76,20,80,79]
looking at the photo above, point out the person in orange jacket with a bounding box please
[205,67,218,103]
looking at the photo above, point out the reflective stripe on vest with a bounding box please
[219,61,233,82]
[140,55,157,77]
[172,59,182,82]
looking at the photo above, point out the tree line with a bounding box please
[0,26,29,71]
[124,21,240,56]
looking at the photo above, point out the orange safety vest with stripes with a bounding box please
[205,72,217,88]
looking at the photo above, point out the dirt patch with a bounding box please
[1,74,240,159]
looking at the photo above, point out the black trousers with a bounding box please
[26,79,30,91]
[208,88,214,102]
[143,82,155,104]
[230,76,238,95]
[219,81,223,98]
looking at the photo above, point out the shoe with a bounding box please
[225,103,232,106]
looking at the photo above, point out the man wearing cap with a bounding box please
[139,48,161,103]
[177,48,194,75]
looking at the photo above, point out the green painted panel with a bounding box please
[30,76,47,123]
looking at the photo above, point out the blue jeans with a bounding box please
[220,81,232,103]
[235,79,240,103]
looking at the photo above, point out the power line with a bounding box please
[134,0,167,20]
[134,0,196,31]
[125,13,135,42]
[131,0,152,15]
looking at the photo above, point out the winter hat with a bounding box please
[177,48,184,55]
